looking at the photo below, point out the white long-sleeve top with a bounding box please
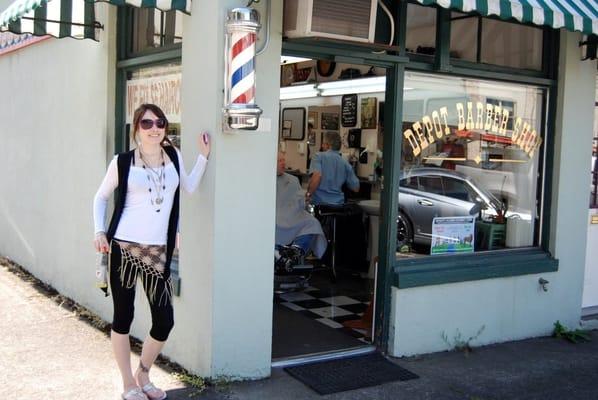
[93,149,207,245]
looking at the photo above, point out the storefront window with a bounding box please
[125,62,182,273]
[130,8,183,55]
[125,62,182,148]
[396,72,545,259]
[450,13,543,70]
[450,12,478,63]
[405,3,436,57]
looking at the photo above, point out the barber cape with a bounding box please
[276,173,327,258]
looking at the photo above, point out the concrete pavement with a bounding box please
[2,258,598,400]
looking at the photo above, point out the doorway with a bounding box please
[272,56,387,362]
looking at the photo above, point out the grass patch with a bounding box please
[552,321,591,343]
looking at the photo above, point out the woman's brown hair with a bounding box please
[131,103,174,147]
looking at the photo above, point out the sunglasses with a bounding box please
[139,118,167,130]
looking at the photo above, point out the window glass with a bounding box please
[450,12,478,63]
[450,13,543,70]
[130,8,183,55]
[480,19,542,70]
[401,176,419,190]
[125,63,182,149]
[442,177,476,202]
[397,72,545,259]
[405,4,436,56]
[125,62,182,270]
[418,176,443,195]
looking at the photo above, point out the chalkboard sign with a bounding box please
[341,94,358,127]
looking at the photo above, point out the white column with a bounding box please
[171,0,282,378]
[550,30,597,323]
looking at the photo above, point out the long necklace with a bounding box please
[139,148,166,212]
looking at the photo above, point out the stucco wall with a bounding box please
[1,0,282,379]
[175,0,282,378]
[389,30,597,357]
[0,5,116,319]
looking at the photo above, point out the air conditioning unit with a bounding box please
[284,0,378,44]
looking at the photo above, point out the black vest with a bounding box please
[106,145,180,278]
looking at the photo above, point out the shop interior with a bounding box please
[271,57,386,361]
[271,55,543,362]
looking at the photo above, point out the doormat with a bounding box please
[284,353,419,395]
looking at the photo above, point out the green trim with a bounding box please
[282,39,408,68]
[115,69,127,154]
[59,0,72,38]
[375,63,406,348]
[84,0,95,39]
[435,8,451,71]
[117,47,182,69]
[393,249,559,288]
[541,79,559,250]
[33,3,46,36]
[397,0,408,57]
[440,63,556,86]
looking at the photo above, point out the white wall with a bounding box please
[389,30,597,357]
[177,0,282,378]
[0,4,116,319]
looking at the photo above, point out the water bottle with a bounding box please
[95,252,108,289]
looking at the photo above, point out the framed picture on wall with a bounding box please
[361,97,377,129]
[321,112,339,130]
[280,108,306,141]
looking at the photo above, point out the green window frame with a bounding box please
[283,0,561,346]
[389,1,560,289]
[114,6,183,293]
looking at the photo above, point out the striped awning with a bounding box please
[417,0,598,36]
[0,0,191,40]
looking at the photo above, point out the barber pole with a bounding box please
[224,8,262,131]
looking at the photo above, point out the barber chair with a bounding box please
[274,245,314,292]
[314,203,367,281]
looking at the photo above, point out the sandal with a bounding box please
[136,361,167,400]
[140,382,168,400]
[121,387,148,400]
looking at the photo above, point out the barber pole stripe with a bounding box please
[230,31,256,104]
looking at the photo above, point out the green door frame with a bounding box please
[281,39,409,352]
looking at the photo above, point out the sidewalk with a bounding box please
[2,260,598,400]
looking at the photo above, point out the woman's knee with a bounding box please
[150,311,174,341]
[112,304,135,334]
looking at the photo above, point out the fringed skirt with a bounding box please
[110,239,173,306]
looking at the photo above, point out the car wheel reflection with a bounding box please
[396,211,413,250]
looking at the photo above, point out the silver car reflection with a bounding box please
[397,167,505,248]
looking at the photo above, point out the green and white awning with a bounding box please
[0,0,191,40]
[417,0,598,36]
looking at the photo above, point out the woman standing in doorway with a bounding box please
[93,103,210,400]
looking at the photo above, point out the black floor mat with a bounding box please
[284,353,419,395]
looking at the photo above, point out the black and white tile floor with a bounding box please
[274,286,372,342]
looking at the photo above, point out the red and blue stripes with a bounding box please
[230,32,257,104]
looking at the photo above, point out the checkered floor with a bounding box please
[274,286,373,342]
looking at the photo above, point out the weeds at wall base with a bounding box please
[0,255,223,396]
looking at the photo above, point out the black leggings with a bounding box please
[109,241,174,341]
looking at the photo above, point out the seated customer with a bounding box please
[307,131,360,205]
[275,151,327,269]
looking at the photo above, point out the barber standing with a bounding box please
[306,131,360,205]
